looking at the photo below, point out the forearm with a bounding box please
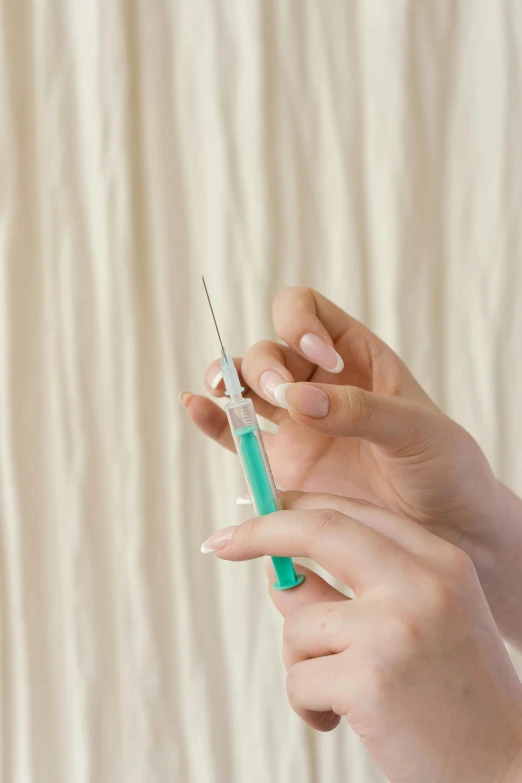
[467,480,522,649]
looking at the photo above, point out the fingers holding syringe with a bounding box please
[207,506,400,592]
[241,341,313,407]
[265,559,347,618]
[204,355,284,422]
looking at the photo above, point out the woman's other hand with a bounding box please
[202,492,522,783]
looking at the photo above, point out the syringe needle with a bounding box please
[202,276,226,357]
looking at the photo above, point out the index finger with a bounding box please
[214,507,410,594]
[272,287,388,372]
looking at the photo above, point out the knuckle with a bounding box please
[416,569,458,616]
[251,339,278,356]
[340,387,375,423]
[242,517,261,548]
[283,607,305,647]
[443,545,477,583]
[383,612,420,656]
[307,508,343,540]
[414,547,477,612]
[241,340,280,373]
[452,423,481,455]
[274,285,315,308]
[272,286,294,308]
[273,287,317,332]
[338,497,374,518]
[272,287,297,317]
[360,661,392,710]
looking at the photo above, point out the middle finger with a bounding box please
[241,340,314,405]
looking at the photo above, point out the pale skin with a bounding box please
[201,494,522,783]
[179,287,522,780]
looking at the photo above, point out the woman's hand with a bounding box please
[185,286,495,543]
[201,493,522,783]
[183,287,522,646]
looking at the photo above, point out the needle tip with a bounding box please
[202,276,226,354]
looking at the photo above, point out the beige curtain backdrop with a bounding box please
[1,1,521,782]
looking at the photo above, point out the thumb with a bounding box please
[265,561,347,618]
[274,381,441,455]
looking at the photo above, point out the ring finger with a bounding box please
[286,655,345,732]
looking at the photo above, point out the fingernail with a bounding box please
[300,333,344,373]
[274,383,330,418]
[200,526,237,553]
[274,383,292,409]
[260,370,287,402]
[179,391,193,408]
[208,369,223,389]
[236,495,252,505]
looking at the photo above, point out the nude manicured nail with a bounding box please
[209,369,223,389]
[274,383,330,418]
[260,370,287,402]
[236,495,252,506]
[300,333,344,373]
[200,526,237,553]
[179,391,193,407]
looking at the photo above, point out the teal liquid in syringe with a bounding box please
[233,421,305,590]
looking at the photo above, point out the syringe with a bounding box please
[202,278,304,591]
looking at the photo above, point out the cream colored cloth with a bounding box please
[1,1,521,781]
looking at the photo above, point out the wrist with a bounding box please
[468,479,522,567]
[463,479,522,646]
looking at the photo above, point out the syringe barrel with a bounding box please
[225,397,304,591]
[226,397,281,514]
